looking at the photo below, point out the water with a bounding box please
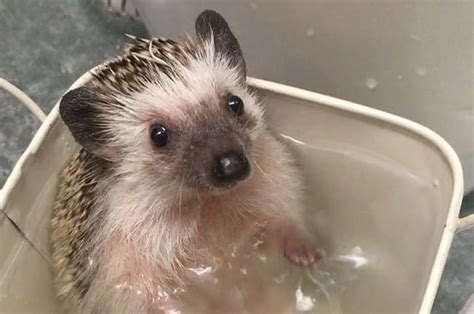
[156,240,362,313]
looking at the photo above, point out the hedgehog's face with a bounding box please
[136,76,264,192]
[60,11,265,194]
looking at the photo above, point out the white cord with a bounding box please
[0,78,47,123]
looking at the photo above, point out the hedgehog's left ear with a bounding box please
[195,10,246,80]
[60,87,117,161]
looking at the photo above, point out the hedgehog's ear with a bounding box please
[195,10,246,80]
[60,87,114,160]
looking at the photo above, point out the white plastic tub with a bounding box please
[0,67,469,313]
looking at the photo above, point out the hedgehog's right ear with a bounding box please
[60,87,114,160]
[195,10,246,80]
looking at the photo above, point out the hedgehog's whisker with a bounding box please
[242,116,252,130]
[252,159,275,184]
[178,179,184,221]
[194,183,202,205]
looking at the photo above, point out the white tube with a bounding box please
[0,78,47,123]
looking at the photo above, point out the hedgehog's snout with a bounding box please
[212,150,250,185]
[183,132,252,190]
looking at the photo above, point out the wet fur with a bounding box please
[51,10,310,313]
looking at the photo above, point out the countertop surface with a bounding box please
[0,1,472,313]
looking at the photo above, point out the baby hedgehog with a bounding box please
[51,10,320,313]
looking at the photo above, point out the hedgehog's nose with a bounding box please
[212,150,250,184]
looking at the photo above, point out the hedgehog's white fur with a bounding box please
[73,39,305,312]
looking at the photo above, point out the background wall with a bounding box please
[131,0,474,192]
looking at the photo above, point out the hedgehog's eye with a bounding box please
[150,124,168,148]
[227,95,244,116]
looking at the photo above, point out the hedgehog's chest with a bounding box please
[98,220,268,307]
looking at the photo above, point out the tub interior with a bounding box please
[0,86,454,313]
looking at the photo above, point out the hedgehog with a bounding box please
[51,10,320,314]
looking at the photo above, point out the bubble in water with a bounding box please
[306,27,315,38]
[252,238,264,247]
[433,179,440,187]
[295,286,316,312]
[334,246,368,269]
[172,287,185,294]
[273,273,288,284]
[188,266,214,276]
[257,253,267,262]
[415,66,427,76]
[397,75,403,80]
[366,78,378,90]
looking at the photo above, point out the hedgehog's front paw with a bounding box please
[282,235,321,266]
